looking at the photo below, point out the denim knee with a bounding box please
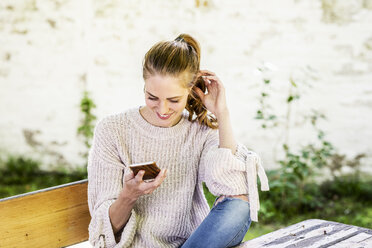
[213,197,251,226]
[213,197,251,247]
[181,197,251,248]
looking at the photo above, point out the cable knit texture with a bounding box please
[87,106,269,248]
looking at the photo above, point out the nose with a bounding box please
[158,101,169,115]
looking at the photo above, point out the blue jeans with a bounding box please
[181,196,252,248]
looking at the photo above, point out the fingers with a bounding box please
[197,70,223,89]
[199,70,215,84]
[154,168,167,185]
[202,75,219,85]
[199,69,215,76]
[123,168,168,197]
[201,75,224,92]
[199,70,221,82]
[139,169,167,195]
[135,170,145,183]
[201,74,221,82]
[202,75,218,81]
[147,168,167,188]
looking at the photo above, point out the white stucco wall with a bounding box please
[0,0,371,173]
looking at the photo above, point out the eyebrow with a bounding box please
[146,91,183,100]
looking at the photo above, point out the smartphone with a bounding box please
[129,161,161,182]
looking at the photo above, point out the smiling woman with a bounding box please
[141,34,220,130]
[87,33,269,248]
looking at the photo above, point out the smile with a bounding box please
[157,112,173,120]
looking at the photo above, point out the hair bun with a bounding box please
[174,36,185,43]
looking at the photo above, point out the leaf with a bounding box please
[268,115,277,120]
[283,143,289,151]
[286,182,297,189]
[269,181,283,188]
[255,110,264,119]
[290,78,297,87]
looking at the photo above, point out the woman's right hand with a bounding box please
[120,168,168,201]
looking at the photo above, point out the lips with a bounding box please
[157,112,173,120]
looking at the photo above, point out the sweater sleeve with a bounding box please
[199,128,248,196]
[87,118,137,248]
[199,128,269,222]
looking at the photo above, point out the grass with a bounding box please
[243,222,281,241]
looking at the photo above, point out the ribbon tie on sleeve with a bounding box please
[235,144,270,222]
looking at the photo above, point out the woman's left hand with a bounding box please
[193,70,228,117]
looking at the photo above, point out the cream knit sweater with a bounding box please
[87,106,269,248]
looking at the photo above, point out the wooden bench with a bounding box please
[0,179,90,248]
[238,218,372,247]
[2,180,372,248]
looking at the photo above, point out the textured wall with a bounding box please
[0,0,371,173]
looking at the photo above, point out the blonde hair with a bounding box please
[142,34,218,129]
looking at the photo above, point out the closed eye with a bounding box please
[148,97,179,103]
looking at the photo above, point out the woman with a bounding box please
[87,34,269,248]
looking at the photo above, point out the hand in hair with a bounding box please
[193,70,228,117]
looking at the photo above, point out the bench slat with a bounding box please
[238,219,372,248]
[0,179,90,248]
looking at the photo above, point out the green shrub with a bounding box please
[0,155,86,199]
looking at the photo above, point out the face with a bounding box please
[141,73,191,127]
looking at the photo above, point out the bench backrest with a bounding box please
[0,179,90,248]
